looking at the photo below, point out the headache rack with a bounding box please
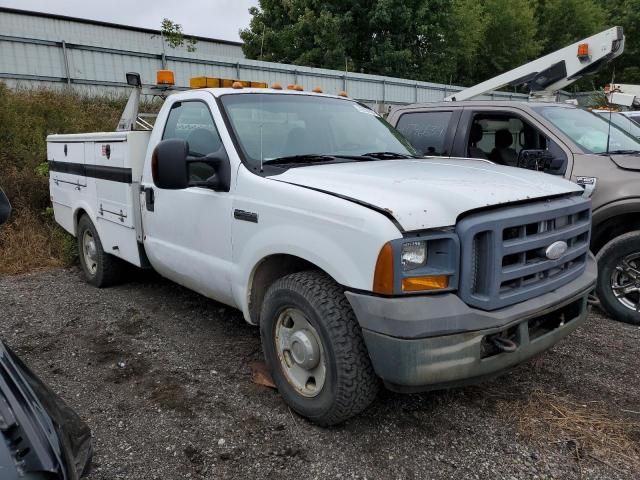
[457,195,591,311]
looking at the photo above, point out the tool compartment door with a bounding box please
[92,141,134,228]
[48,141,87,207]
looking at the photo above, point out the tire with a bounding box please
[596,231,640,325]
[77,215,124,288]
[260,270,379,425]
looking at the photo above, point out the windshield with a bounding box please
[596,112,640,139]
[534,106,640,154]
[220,93,416,167]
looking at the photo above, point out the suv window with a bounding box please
[468,111,566,174]
[395,111,453,156]
[163,101,224,181]
[534,106,640,154]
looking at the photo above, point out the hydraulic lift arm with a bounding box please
[445,27,625,102]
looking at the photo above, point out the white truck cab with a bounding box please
[48,76,596,425]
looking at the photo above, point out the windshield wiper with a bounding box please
[265,154,338,166]
[606,149,640,155]
[362,151,418,159]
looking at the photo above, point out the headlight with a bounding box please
[373,233,460,295]
[401,241,427,271]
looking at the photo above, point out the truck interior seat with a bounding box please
[468,123,488,160]
[490,129,518,166]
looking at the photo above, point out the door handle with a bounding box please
[144,187,155,212]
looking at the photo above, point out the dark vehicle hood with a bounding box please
[0,340,91,479]
[610,154,640,171]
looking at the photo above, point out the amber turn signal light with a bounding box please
[401,275,449,292]
[373,243,394,295]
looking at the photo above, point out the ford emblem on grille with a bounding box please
[545,241,568,260]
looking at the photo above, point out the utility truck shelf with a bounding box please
[48,71,596,425]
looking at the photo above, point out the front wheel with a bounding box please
[596,231,640,325]
[260,271,379,425]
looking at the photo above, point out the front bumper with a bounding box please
[346,253,596,391]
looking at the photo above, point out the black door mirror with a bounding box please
[517,149,564,172]
[152,139,231,192]
[0,189,11,226]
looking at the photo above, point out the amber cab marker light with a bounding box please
[294,84,304,91]
[373,243,394,295]
[312,86,323,93]
[271,82,283,90]
[402,275,449,292]
[287,84,296,90]
[338,90,349,97]
[156,70,175,85]
[232,81,244,89]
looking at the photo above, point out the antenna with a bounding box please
[606,69,615,154]
[259,23,266,172]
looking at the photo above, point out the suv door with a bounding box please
[392,109,461,156]
[141,93,235,305]
[453,107,573,176]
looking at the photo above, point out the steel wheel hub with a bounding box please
[274,308,326,398]
[82,231,98,275]
[611,252,640,312]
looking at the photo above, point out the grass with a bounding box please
[0,83,159,275]
[494,388,640,473]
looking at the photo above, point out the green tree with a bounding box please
[604,0,640,83]
[537,0,606,53]
[160,18,198,52]
[240,0,453,82]
[444,0,488,86]
[474,0,541,82]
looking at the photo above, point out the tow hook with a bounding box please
[489,335,518,353]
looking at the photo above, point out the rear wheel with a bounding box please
[260,270,379,425]
[77,215,124,288]
[596,231,640,325]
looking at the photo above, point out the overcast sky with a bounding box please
[0,0,258,42]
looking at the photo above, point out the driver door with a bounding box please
[141,98,235,305]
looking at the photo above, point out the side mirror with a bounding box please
[517,149,564,172]
[152,139,231,192]
[0,190,11,226]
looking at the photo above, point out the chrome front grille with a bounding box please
[457,196,591,311]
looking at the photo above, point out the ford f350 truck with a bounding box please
[48,73,596,425]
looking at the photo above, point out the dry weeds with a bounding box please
[497,389,640,472]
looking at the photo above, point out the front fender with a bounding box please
[232,223,377,322]
[592,197,640,229]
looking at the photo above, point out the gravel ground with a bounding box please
[1,268,639,480]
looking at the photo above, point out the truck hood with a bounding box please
[610,153,640,171]
[273,158,583,231]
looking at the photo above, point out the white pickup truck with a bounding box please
[48,75,597,425]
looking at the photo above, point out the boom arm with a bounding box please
[446,27,625,102]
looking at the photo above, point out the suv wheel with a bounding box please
[260,270,379,425]
[596,231,640,325]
